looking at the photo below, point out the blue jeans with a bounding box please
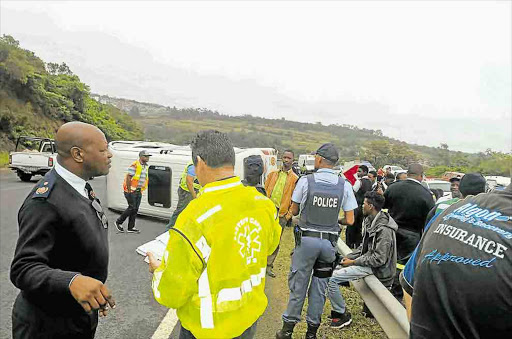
[327,265,373,314]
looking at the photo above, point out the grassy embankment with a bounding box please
[259,226,387,339]
[0,152,9,168]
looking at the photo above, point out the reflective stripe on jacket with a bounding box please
[180,162,202,192]
[152,176,281,338]
[123,160,148,192]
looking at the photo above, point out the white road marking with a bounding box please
[151,309,179,339]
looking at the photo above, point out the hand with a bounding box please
[69,275,116,315]
[341,258,355,267]
[147,252,162,274]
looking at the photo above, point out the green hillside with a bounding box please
[94,95,509,176]
[1,34,508,176]
[0,35,143,153]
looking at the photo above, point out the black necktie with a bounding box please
[86,182,108,228]
[85,182,96,202]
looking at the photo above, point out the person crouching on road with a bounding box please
[147,130,281,339]
[277,143,357,339]
[115,150,151,234]
[327,191,397,328]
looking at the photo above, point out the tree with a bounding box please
[389,143,420,167]
[360,140,392,168]
[0,34,19,47]
[46,62,59,75]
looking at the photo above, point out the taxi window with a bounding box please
[148,165,172,208]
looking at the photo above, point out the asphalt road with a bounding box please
[0,170,179,339]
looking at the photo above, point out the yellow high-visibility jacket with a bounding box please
[179,162,202,192]
[152,176,281,338]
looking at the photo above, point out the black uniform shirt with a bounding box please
[383,179,435,233]
[10,169,109,316]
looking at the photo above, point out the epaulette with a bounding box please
[32,173,56,199]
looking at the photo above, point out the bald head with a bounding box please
[56,122,112,179]
[56,122,104,157]
[407,163,424,181]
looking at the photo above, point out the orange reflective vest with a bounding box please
[123,160,148,192]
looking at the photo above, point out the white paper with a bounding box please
[136,231,171,262]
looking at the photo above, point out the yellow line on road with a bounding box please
[151,309,179,339]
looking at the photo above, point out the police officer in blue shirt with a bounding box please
[277,143,357,339]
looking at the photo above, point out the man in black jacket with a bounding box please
[10,122,116,339]
[383,163,434,299]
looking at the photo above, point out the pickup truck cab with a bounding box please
[9,136,56,182]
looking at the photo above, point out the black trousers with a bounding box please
[346,205,363,249]
[12,294,98,339]
[391,227,422,299]
[179,320,258,339]
[117,191,142,230]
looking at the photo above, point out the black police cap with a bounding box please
[316,143,339,163]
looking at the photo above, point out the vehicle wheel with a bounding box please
[18,173,32,182]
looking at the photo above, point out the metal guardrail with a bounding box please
[337,238,410,339]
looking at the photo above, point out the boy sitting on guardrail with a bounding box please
[327,191,397,328]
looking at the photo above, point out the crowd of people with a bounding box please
[9,122,511,339]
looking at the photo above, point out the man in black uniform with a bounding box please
[383,163,434,299]
[10,122,116,339]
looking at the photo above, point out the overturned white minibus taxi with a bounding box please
[107,141,278,219]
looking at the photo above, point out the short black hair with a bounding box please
[191,130,235,168]
[369,170,378,177]
[407,163,424,176]
[359,165,369,173]
[364,191,385,211]
[283,149,294,156]
[385,173,395,180]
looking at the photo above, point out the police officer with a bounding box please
[277,143,357,339]
[10,122,115,338]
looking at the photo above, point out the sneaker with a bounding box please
[330,312,352,328]
[127,228,140,234]
[266,267,276,278]
[114,221,124,233]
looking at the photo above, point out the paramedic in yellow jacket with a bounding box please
[147,130,281,339]
[115,150,151,234]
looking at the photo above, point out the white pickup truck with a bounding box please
[9,136,56,182]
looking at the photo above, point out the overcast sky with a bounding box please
[2,1,511,153]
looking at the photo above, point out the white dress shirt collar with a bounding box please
[54,160,88,199]
[406,177,422,185]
